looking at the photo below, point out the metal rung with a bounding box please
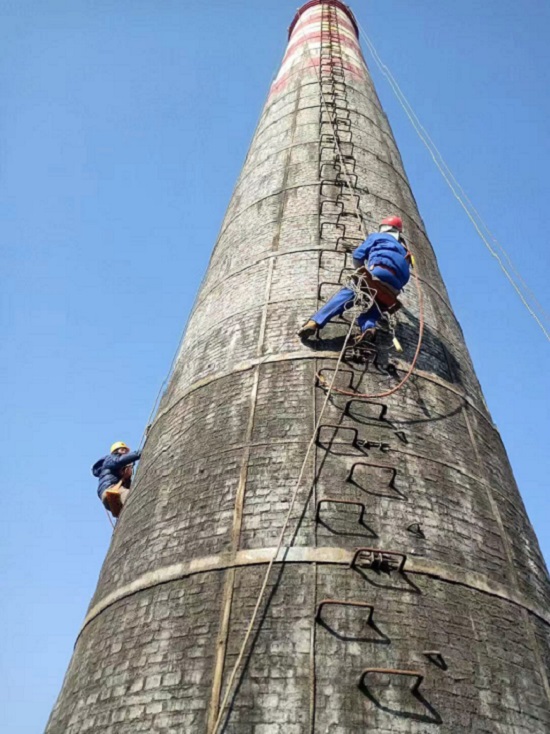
[316,367,355,390]
[319,249,354,270]
[347,462,398,490]
[336,238,364,253]
[316,498,367,525]
[317,279,342,299]
[316,598,374,624]
[334,172,358,188]
[359,668,423,693]
[317,423,362,449]
[350,547,407,573]
[344,399,388,421]
[320,200,344,217]
[319,222,345,240]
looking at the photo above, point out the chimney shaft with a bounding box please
[47,2,550,732]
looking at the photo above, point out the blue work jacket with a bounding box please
[92,450,142,498]
[352,233,411,290]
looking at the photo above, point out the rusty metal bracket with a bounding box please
[317,424,365,451]
[316,367,355,390]
[359,668,424,693]
[347,461,398,489]
[320,221,345,241]
[344,399,388,421]
[316,598,374,624]
[319,249,354,274]
[316,498,366,525]
[350,547,407,573]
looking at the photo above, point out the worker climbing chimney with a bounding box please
[47,2,550,732]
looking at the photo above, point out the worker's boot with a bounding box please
[353,327,377,346]
[297,320,319,339]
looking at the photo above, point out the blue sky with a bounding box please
[1,1,549,731]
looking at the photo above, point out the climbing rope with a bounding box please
[211,313,358,734]
[358,21,550,343]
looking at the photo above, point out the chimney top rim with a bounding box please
[288,1,360,40]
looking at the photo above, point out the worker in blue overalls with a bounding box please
[92,441,142,518]
[298,216,412,343]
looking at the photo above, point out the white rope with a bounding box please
[212,10,372,731]
[211,315,357,734]
[358,22,550,342]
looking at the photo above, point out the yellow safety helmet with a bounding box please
[110,441,129,454]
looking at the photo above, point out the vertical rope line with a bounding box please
[211,18,361,732]
[358,23,550,342]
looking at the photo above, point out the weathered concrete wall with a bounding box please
[47,1,550,732]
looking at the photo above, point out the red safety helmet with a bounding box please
[380,216,403,232]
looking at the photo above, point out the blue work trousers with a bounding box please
[312,267,400,332]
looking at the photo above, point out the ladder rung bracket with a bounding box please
[316,498,367,526]
[338,155,355,166]
[319,160,343,176]
[350,547,407,573]
[336,238,364,253]
[319,222,345,239]
[344,399,388,422]
[359,668,424,694]
[334,173,358,189]
[320,149,341,165]
[336,267,356,284]
[316,598,374,624]
[320,112,348,125]
[335,221,362,237]
[338,142,355,158]
[347,462,398,491]
[317,423,361,449]
[320,122,352,140]
[337,244,363,255]
[338,188,359,204]
[334,114,351,125]
[319,249,354,269]
[320,200,344,217]
[319,173,343,188]
[320,181,346,199]
[337,216,362,232]
[323,104,350,116]
[316,367,355,390]
[317,278,348,300]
